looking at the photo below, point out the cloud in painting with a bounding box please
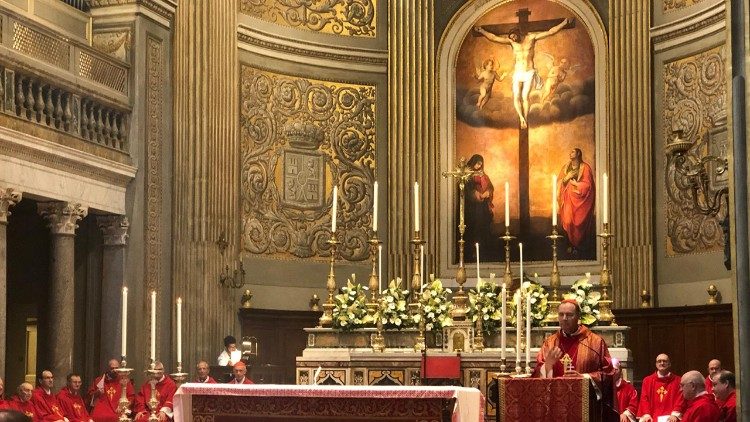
[456,78,595,129]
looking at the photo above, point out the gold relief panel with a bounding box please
[663,0,708,13]
[239,0,375,37]
[240,65,376,262]
[663,45,727,256]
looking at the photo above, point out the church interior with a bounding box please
[0,0,747,420]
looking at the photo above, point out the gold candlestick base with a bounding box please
[545,228,563,325]
[115,364,133,422]
[147,368,160,422]
[597,225,615,326]
[318,235,340,327]
[409,302,426,352]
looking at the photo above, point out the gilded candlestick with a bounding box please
[170,362,188,386]
[409,302,426,352]
[501,228,515,288]
[472,307,485,352]
[544,226,563,325]
[318,234,340,327]
[368,234,382,302]
[597,223,615,325]
[115,358,132,422]
[410,232,426,303]
[146,366,159,422]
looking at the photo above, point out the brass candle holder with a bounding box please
[368,234,382,302]
[115,357,133,422]
[501,227,515,287]
[146,363,159,422]
[318,233,340,327]
[170,362,188,386]
[409,302,426,352]
[597,223,615,325]
[410,231,426,303]
[472,307,485,352]
[544,226,563,325]
[498,358,511,377]
[371,309,386,353]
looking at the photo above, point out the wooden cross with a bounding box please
[474,9,575,235]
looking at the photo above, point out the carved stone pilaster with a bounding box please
[0,188,22,224]
[37,202,89,235]
[97,215,130,246]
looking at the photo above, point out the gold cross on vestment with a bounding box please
[561,353,574,373]
[106,386,116,400]
[657,385,667,401]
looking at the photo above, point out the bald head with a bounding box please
[681,370,705,400]
[708,359,722,376]
[17,383,33,402]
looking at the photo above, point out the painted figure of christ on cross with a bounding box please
[472,8,575,235]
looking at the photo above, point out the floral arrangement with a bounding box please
[414,278,454,332]
[378,278,413,329]
[509,279,550,327]
[467,276,504,335]
[563,276,601,326]
[332,277,373,330]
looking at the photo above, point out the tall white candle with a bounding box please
[515,291,521,367]
[501,283,507,360]
[414,182,420,232]
[373,182,378,232]
[505,182,510,227]
[420,244,425,293]
[121,287,127,358]
[519,243,524,282]
[331,186,338,233]
[475,243,480,281]
[552,174,558,227]
[377,245,383,293]
[176,297,182,364]
[603,173,608,224]
[525,290,531,366]
[150,291,156,363]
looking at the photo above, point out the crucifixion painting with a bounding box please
[454,0,598,263]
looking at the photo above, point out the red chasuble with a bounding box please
[705,376,714,394]
[31,387,66,422]
[0,399,11,410]
[58,387,93,422]
[10,396,38,420]
[133,376,177,421]
[682,392,720,422]
[636,372,684,419]
[720,390,737,422]
[90,375,135,422]
[616,379,638,416]
[532,325,614,383]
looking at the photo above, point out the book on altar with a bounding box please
[657,416,670,422]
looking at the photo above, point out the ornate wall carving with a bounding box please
[145,36,163,293]
[239,0,376,37]
[663,45,727,256]
[240,65,376,261]
[92,30,132,63]
[663,0,708,13]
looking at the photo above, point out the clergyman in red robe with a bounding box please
[704,359,721,395]
[58,373,93,422]
[30,370,67,422]
[133,362,177,422]
[89,359,135,422]
[712,370,737,422]
[195,361,217,384]
[637,353,684,422]
[680,371,720,422]
[0,377,12,410]
[612,358,637,422]
[10,382,38,420]
[557,148,595,253]
[228,361,254,384]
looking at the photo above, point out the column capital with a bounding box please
[0,188,22,224]
[97,215,130,246]
[37,202,89,235]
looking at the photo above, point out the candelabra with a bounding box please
[597,223,614,325]
[115,357,133,422]
[368,234,382,302]
[318,233,340,327]
[409,302,426,352]
[371,308,386,353]
[410,231,426,303]
[170,362,188,386]
[501,228,515,288]
[544,226,563,325]
[472,308,485,352]
[146,363,159,422]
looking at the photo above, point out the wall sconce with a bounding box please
[665,130,729,216]
[217,231,245,288]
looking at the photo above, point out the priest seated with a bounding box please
[533,299,614,382]
[133,362,177,422]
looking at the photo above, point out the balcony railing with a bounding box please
[58,0,89,12]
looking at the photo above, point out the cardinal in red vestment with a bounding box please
[637,354,684,422]
[612,358,637,422]
[195,361,217,384]
[57,374,93,422]
[228,362,253,384]
[679,371,720,422]
[557,148,595,253]
[133,362,177,422]
[711,370,736,422]
[704,359,722,395]
[533,300,613,382]
[89,359,135,422]
[0,377,12,410]
[10,382,38,420]
[30,370,67,422]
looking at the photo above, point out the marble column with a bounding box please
[97,215,129,366]
[0,188,21,378]
[37,202,87,388]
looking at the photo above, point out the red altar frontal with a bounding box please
[173,384,484,422]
